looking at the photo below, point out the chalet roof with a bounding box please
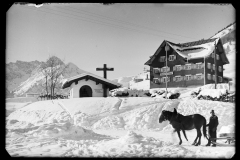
[145,38,229,66]
[176,38,217,47]
[62,73,121,89]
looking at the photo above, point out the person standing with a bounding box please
[206,110,219,147]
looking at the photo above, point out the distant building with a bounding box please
[144,38,229,89]
[26,93,40,97]
[62,73,121,98]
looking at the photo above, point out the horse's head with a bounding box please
[159,110,172,123]
[170,108,179,121]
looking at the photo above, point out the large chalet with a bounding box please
[144,38,229,89]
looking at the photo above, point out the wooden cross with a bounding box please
[96,64,114,79]
[96,64,114,97]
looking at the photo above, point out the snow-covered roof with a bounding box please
[145,38,229,65]
[62,73,121,89]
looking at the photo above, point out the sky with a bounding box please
[6,3,235,80]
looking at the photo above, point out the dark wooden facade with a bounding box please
[145,39,229,89]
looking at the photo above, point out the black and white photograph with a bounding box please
[6,3,235,158]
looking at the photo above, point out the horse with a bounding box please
[159,108,208,146]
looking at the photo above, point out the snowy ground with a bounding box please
[6,95,235,158]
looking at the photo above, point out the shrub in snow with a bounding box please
[109,88,150,97]
[196,88,235,102]
[191,88,202,98]
[150,89,180,99]
[109,88,180,99]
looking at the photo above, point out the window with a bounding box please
[207,63,211,69]
[212,64,215,70]
[195,74,203,80]
[173,76,182,82]
[212,52,215,58]
[161,66,170,72]
[207,74,211,80]
[218,76,222,82]
[216,54,219,60]
[153,78,160,84]
[212,75,216,81]
[195,63,202,69]
[185,64,192,70]
[219,66,222,72]
[185,75,192,81]
[161,77,170,83]
[169,55,176,61]
[174,65,182,71]
[160,56,166,62]
[153,68,160,74]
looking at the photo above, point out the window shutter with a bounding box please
[192,64,196,69]
[180,65,183,71]
[194,75,197,80]
[189,75,192,80]
[201,63,204,69]
[183,76,186,80]
[167,67,170,72]
[160,78,163,83]
[173,66,176,71]
[168,56,171,61]
[174,55,176,60]
[173,77,176,82]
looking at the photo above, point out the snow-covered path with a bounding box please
[6,97,235,158]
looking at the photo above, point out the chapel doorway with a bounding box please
[79,85,92,97]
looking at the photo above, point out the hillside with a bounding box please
[112,72,150,89]
[6,60,44,93]
[213,22,236,81]
[6,58,90,97]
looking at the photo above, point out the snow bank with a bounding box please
[7,98,235,133]
[197,83,229,90]
[197,89,227,99]
[89,131,196,157]
[219,124,235,134]
[6,97,235,158]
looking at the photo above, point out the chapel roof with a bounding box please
[62,73,121,89]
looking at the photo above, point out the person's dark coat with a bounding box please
[207,115,219,131]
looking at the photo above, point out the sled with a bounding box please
[210,133,235,146]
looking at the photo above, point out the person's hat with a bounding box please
[210,110,215,114]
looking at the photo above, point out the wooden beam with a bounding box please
[85,76,89,81]
[75,81,78,85]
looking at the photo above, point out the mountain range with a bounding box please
[6,57,90,97]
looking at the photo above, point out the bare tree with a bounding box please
[41,56,69,99]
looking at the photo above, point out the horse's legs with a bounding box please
[195,128,202,146]
[192,129,199,145]
[176,130,182,145]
